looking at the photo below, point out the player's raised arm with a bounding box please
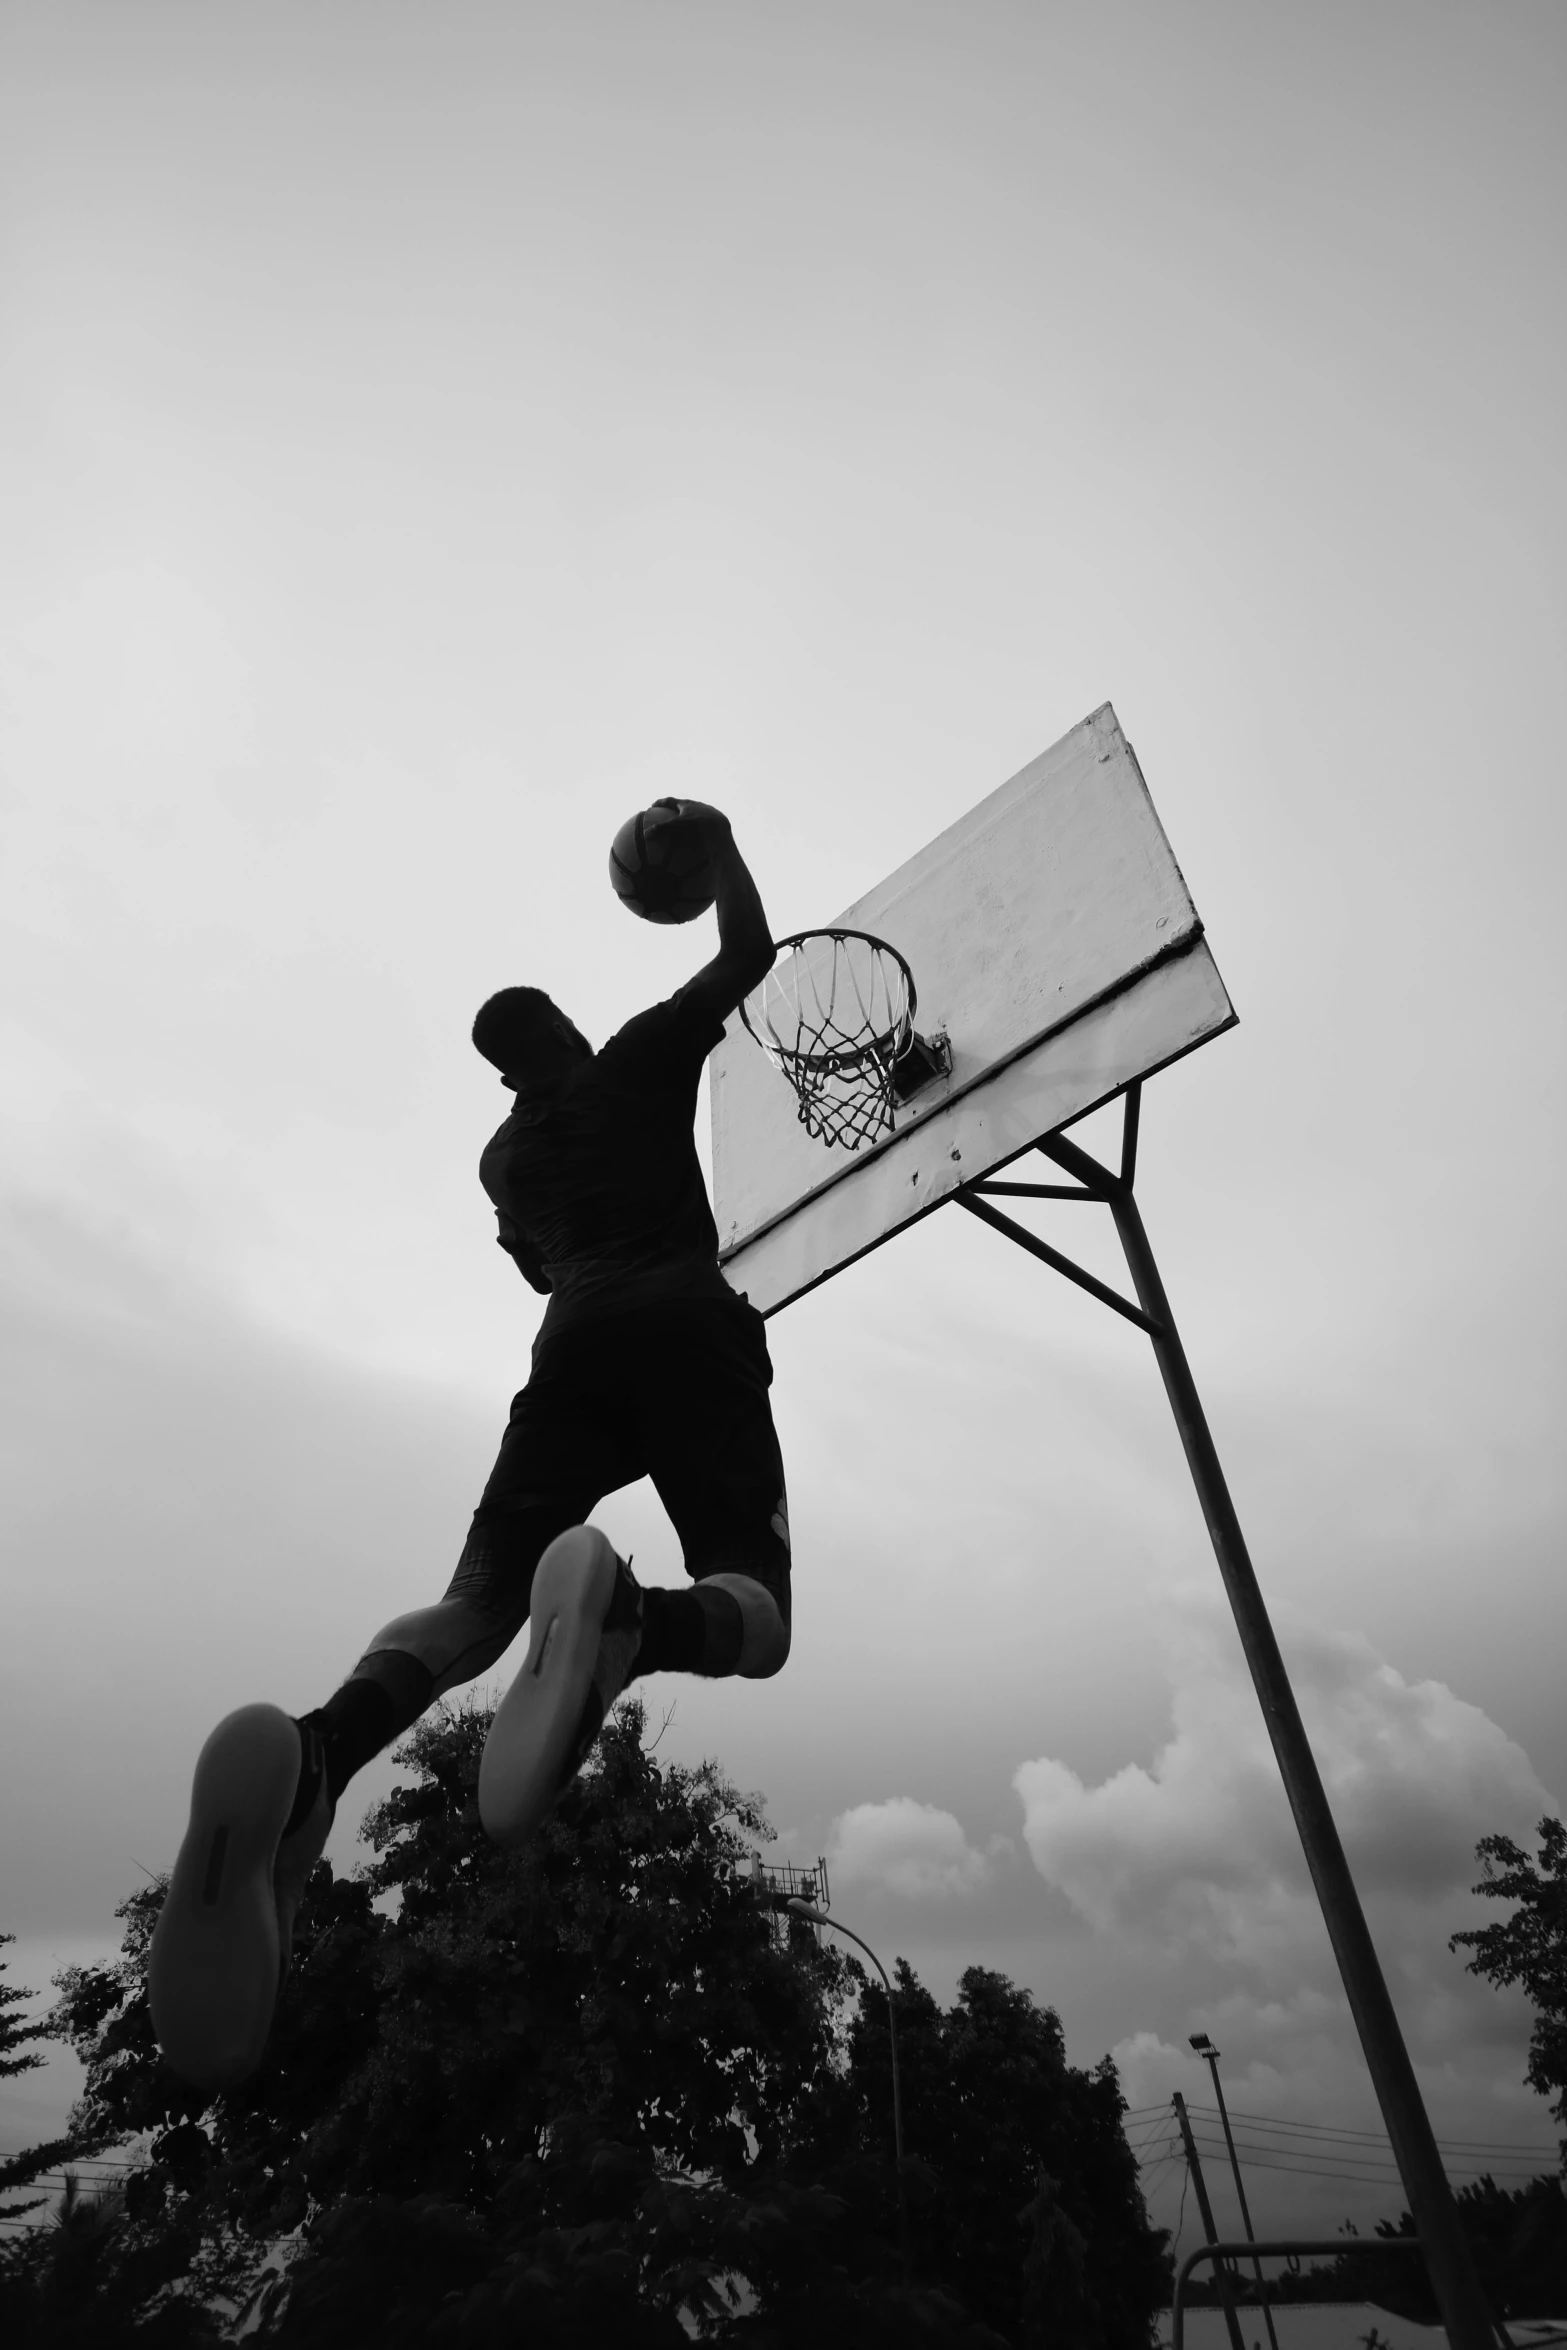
[606,795,775,1023]
[684,812,775,1023]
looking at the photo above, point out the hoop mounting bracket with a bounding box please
[888,1026,951,1103]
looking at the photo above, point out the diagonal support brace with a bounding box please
[968,1180,1098,1201]
[953,1191,1162,1336]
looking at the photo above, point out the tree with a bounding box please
[0,2170,224,2350]
[0,1934,48,2083]
[4,1920,220,2350]
[1,1934,54,2227]
[798,1957,1168,2348]
[1260,2178,1567,2324]
[1,1698,1166,2345]
[1451,1816,1567,2135]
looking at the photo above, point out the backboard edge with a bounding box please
[715,923,1214,1261]
[721,971,1239,1316]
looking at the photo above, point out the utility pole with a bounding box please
[1173,2092,1247,2350]
[1190,2036,1279,2350]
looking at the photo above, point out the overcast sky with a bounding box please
[3,0,1564,2250]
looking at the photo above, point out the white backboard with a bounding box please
[711,703,1235,1315]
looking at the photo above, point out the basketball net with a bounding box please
[740,930,916,1152]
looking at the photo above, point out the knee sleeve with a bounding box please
[699,1571,791,1679]
[363,1594,523,1690]
[712,1550,791,1633]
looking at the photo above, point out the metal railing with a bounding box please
[1170,2236,1429,2350]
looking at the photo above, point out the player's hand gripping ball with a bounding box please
[608,799,724,925]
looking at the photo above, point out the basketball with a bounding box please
[608,799,721,925]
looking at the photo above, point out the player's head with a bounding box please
[472,988,591,1089]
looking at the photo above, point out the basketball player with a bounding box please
[149,804,790,2091]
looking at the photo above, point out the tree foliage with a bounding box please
[1,1933,53,2226]
[1,1698,1167,2346]
[1252,2177,1567,2324]
[799,1957,1166,2345]
[1451,1816,1567,2135]
[0,1934,48,2083]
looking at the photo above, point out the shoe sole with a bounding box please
[478,1526,619,1850]
[148,1703,301,2092]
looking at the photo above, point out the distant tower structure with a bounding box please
[735,1852,831,1948]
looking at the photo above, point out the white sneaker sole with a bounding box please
[478,1526,620,1850]
[148,1704,301,2092]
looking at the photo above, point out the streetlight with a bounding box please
[1189,2033,1279,2350]
[787,1899,912,2284]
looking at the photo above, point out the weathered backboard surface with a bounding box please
[711,703,1235,1315]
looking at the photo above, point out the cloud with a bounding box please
[1004,1599,1566,2236]
[0,1184,495,1935]
[1014,1591,1555,1964]
[828,1797,1007,1902]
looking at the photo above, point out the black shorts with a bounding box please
[444,1294,790,1625]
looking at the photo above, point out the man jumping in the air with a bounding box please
[150,806,789,2091]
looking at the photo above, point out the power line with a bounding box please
[1123,2097,1559,2165]
[1208,2154,1474,2191]
[1184,2146,1555,2190]
[1190,2123,1513,2162]
[1194,2137,1551,2183]
[1185,2136,1547,2184]
[1186,2101,1561,2159]
[1164,2114,1558,2198]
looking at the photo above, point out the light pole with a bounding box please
[1189,2033,1278,2350]
[786,1898,912,2283]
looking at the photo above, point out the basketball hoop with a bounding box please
[740,929,947,1152]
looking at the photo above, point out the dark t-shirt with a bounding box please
[478,989,733,1338]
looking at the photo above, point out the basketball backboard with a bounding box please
[710,703,1235,1315]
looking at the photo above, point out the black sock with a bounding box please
[284,1721,327,1836]
[299,1650,436,1804]
[637,1584,745,1679]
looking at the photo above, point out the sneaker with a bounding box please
[148,1705,335,2092]
[478,1525,642,1849]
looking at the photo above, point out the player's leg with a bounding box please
[294,1495,581,1811]
[475,1519,645,1845]
[640,1295,792,1677]
[144,1702,334,2095]
[475,1303,791,1844]
[473,1326,659,1845]
[149,1356,612,2089]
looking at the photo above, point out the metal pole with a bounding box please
[1200,2049,1280,2350]
[1034,1131,1497,2350]
[789,1901,911,2283]
[1172,2092,1247,2350]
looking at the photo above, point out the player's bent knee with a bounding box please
[428,1622,519,1701]
[701,1572,791,1679]
[745,1618,790,1679]
[366,1597,523,1688]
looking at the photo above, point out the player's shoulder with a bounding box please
[479,1098,544,1177]
[481,1096,534,1147]
[478,1109,516,1184]
[596,995,685,1063]
[611,986,727,1053]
